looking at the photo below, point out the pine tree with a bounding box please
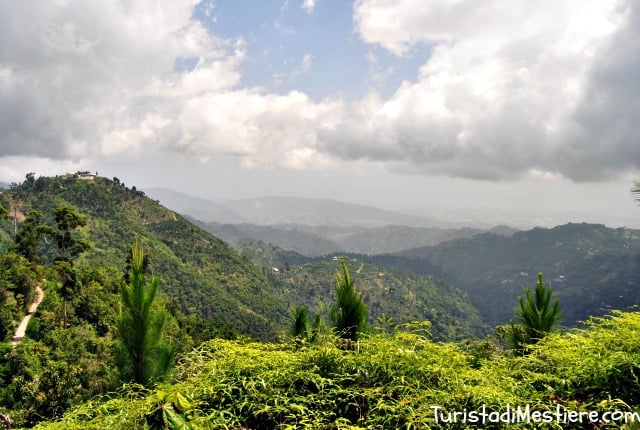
[116,238,174,386]
[509,272,561,352]
[330,260,367,342]
[290,306,310,339]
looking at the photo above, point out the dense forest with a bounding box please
[0,173,639,428]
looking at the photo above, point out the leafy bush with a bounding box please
[33,310,640,429]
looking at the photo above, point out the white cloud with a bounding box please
[173,89,341,169]
[0,0,340,173]
[0,156,85,183]
[302,0,316,14]
[337,0,640,180]
[292,53,313,78]
[1,0,639,186]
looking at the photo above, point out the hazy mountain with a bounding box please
[371,223,640,327]
[194,221,517,256]
[219,196,440,227]
[320,224,517,255]
[145,187,247,224]
[191,219,345,256]
[0,182,8,189]
[144,188,440,227]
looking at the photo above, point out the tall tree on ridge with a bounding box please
[43,206,91,328]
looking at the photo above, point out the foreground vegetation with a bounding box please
[35,310,640,429]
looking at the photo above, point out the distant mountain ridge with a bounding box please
[145,187,440,227]
[146,187,519,255]
[144,187,247,224]
[194,220,517,256]
[370,223,640,328]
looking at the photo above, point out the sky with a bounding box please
[0,0,639,228]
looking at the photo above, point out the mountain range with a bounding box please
[194,220,517,256]
[141,184,640,331]
[369,223,640,327]
[145,187,442,227]
[0,174,485,340]
[3,174,639,339]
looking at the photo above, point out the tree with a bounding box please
[51,206,90,260]
[330,261,368,342]
[12,210,48,263]
[116,238,174,386]
[43,206,90,328]
[290,306,310,340]
[509,272,561,352]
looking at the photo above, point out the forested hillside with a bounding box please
[0,174,484,341]
[239,241,487,340]
[371,223,640,327]
[0,173,286,340]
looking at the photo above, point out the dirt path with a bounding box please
[11,285,44,347]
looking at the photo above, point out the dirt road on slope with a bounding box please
[11,285,44,347]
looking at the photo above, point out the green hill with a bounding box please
[239,241,487,340]
[372,223,640,327]
[0,174,286,340]
[4,175,640,428]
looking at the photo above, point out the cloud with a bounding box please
[292,53,313,78]
[302,0,316,14]
[343,0,640,181]
[0,0,337,173]
[172,89,340,169]
[1,0,639,184]
[0,0,219,158]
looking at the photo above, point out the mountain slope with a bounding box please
[239,242,488,340]
[1,174,286,340]
[372,223,640,327]
[192,220,345,256]
[194,221,517,257]
[144,187,247,224]
[2,174,487,341]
